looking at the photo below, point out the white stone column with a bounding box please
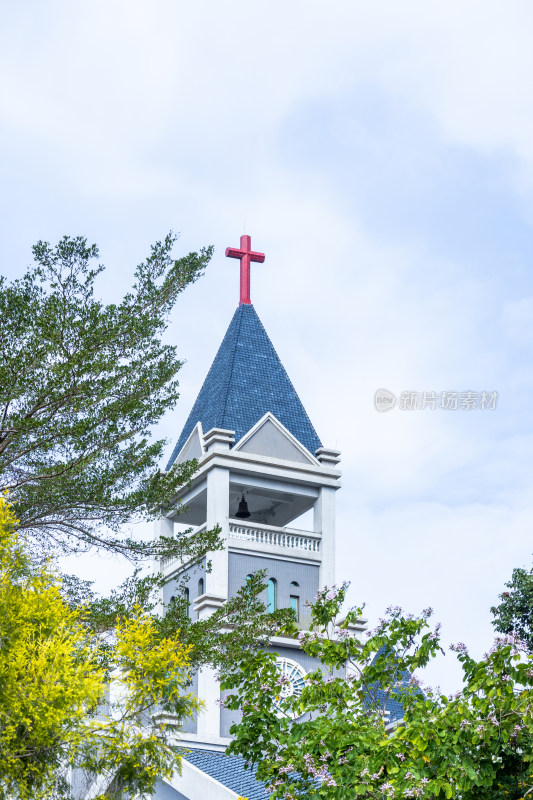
[152,516,174,616]
[314,486,336,589]
[205,464,230,599]
[196,664,222,738]
[196,449,230,738]
[194,594,226,737]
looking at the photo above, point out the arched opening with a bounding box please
[290,594,300,621]
[198,578,204,596]
[290,582,300,621]
[267,578,277,613]
[243,574,254,609]
[184,587,190,618]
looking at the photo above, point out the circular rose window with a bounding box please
[273,657,306,718]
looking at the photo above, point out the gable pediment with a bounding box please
[234,413,319,465]
[174,422,204,465]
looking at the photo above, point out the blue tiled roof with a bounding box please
[366,646,422,723]
[167,304,322,468]
[370,688,405,723]
[183,749,267,800]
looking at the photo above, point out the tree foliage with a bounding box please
[492,562,533,654]
[62,566,294,679]
[0,498,102,798]
[0,234,215,560]
[0,234,306,797]
[222,584,533,800]
[0,494,295,798]
[0,496,202,800]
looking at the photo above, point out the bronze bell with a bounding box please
[235,494,251,519]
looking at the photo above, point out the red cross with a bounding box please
[225,234,265,305]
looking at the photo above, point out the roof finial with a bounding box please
[225,234,265,305]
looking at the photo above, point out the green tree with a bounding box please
[0,492,291,799]
[0,233,217,561]
[0,496,201,800]
[222,584,533,800]
[64,566,292,684]
[0,235,297,797]
[492,563,533,653]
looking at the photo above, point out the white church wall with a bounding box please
[153,777,189,800]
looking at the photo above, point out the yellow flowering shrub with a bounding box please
[0,498,103,797]
[0,498,200,800]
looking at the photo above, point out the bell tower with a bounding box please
[156,235,343,752]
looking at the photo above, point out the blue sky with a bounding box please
[1,0,533,691]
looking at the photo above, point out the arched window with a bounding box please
[267,578,277,613]
[198,578,204,596]
[184,587,190,617]
[243,574,254,609]
[290,582,300,621]
[290,594,300,621]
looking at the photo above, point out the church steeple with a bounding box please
[155,234,342,796]
[167,234,321,469]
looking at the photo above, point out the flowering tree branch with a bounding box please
[222,583,533,800]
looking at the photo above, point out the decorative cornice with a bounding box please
[203,427,235,453]
[315,447,342,466]
[193,592,227,613]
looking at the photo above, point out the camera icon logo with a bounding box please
[374,388,396,412]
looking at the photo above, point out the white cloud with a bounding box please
[1,0,532,695]
[503,296,533,346]
[339,487,533,691]
[4,1,533,189]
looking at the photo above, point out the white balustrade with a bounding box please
[160,521,321,572]
[160,524,207,571]
[229,521,321,553]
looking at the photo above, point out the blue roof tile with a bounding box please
[183,749,268,800]
[167,304,321,468]
[367,646,423,723]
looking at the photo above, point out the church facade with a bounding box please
[152,236,346,800]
